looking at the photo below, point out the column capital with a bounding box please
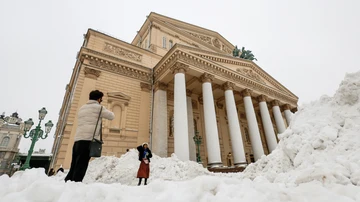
[84,67,101,79]
[171,62,189,74]
[200,73,215,83]
[257,95,268,102]
[222,81,236,91]
[186,89,192,97]
[282,104,291,111]
[271,100,280,107]
[154,81,168,91]
[241,89,252,97]
[291,107,298,113]
[140,82,152,92]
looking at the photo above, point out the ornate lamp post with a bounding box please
[20,107,54,170]
[193,131,202,163]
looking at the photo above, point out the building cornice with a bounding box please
[82,54,152,82]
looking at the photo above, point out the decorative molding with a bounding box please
[154,81,168,91]
[107,92,131,107]
[200,73,215,83]
[222,81,235,91]
[84,67,101,79]
[85,55,151,82]
[83,48,150,72]
[186,89,192,97]
[236,68,265,84]
[103,42,142,62]
[170,62,189,74]
[257,95,268,102]
[212,38,221,49]
[187,31,212,45]
[241,89,252,97]
[271,100,280,107]
[192,52,290,92]
[140,82,152,92]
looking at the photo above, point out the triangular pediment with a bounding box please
[171,45,298,99]
[136,12,235,55]
[107,92,131,101]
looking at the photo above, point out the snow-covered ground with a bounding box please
[1,71,360,202]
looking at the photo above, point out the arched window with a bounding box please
[0,137,10,147]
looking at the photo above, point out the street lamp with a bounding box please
[193,131,202,163]
[20,107,54,170]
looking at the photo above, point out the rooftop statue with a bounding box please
[233,46,257,61]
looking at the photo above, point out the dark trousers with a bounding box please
[64,140,91,182]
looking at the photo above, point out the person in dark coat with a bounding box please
[136,142,152,185]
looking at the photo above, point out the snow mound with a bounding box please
[243,71,360,186]
[83,149,211,185]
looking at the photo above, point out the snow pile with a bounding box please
[2,168,360,202]
[244,71,360,186]
[83,149,211,185]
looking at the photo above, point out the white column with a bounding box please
[223,82,247,166]
[187,91,196,161]
[272,100,286,134]
[242,89,264,161]
[258,95,277,153]
[152,82,168,157]
[173,64,190,161]
[283,104,293,126]
[201,73,222,167]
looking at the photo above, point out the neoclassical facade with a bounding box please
[51,12,298,169]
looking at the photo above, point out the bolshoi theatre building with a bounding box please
[51,12,298,169]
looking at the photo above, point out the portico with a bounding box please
[152,45,298,167]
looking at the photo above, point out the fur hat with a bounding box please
[142,142,149,147]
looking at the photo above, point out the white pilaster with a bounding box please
[242,89,264,161]
[258,95,277,153]
[272,100,286,134]
[223,82,247,166]
[173,64,190,161]
[152,82,168,157]
[201,73,222,167]
[187,93,196,161]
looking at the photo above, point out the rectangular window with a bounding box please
[162,37,167,48]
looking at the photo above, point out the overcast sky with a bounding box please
[1,0,359,153]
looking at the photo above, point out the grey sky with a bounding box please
[1,0,359,153]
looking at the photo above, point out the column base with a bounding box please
[234,162,248,168]
[207,162,223,168]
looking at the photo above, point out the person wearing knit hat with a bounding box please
[136,142,152,185]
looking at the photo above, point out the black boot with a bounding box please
[144,178,147,185]
[138,178,142,186]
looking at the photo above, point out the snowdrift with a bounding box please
[83,149,211,185]
[243,71,360,186]
[1,71,360,201]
